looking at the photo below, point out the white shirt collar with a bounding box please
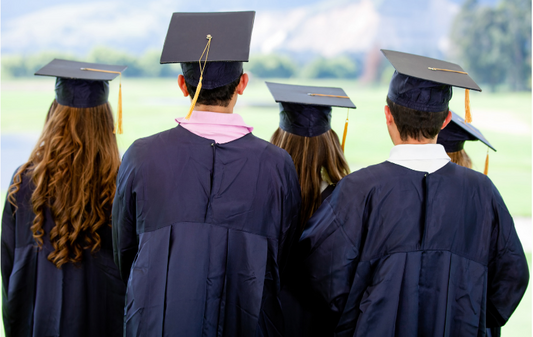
[387,144,450,173]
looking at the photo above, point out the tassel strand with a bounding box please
[465,89,472,123]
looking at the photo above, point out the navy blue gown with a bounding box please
[2,171,126,337]
[292,161,529,336]
[112,125,301,336]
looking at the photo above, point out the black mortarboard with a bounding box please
[266,82,356,138]
[160,11,255,90]
[382,49,481,119]
[437,110,496,153]
[35,58,127,132]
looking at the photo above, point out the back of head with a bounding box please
[271,127,349,228]
[8,100,120,268]
[386,96,449,142]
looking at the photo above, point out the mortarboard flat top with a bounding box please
[381,49,481,92]
[438,111,496,152]
[265,82,356,109]
[35,59,127,81]
[160,11,255,64]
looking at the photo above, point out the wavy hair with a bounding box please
[271,128,350,230]
[8,100,120,268]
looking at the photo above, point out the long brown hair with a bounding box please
[447,149,472,169]
[271,128,350,229]
[7,100,120,268]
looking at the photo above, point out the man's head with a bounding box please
[385,96,451,143]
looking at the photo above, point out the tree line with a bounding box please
[1,47,360,80]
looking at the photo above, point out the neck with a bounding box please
[194,104,233,114]
[396,137,437,145]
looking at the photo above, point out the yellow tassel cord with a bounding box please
[427,67,472,124]
[464,89,472,124]
[307,93,350,99]
[185,34,212,120]
[483,148,489,175]
[341,108,349,152]
[80,67,123,134]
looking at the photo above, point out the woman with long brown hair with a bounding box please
[2,59,126,337]
[267,82,355,337]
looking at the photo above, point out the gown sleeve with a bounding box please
[486,183,529,328]
[295,177,363,323]
[112,149,140,283]
[2,176,18,337]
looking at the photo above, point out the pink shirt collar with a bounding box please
[176,110,253,144]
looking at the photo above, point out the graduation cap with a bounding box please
[381,49,481,123]
[160,11,255,119]
[266,82,356,151]
[35,58,127,134]
[438,110,495,175]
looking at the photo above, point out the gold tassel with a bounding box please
[81,67,124,134]
[185,78,202,120]
[116,82,123,134]
[464,89,472,123]
[341,108,349,152]
[483,148,489,175]
[185,34,212,120]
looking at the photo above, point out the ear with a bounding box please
[440,110,452,129]
[177,75,189,97]
[384,105,394,125]
[235,73,249,95]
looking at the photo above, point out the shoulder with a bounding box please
[238,134,294,168]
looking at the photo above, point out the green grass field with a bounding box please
[1,77,531,336]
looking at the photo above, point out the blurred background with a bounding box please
[1,0,531,335]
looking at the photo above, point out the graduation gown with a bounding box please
[1,171,126,337]
[112,125,301,337]
[294,161,529,337]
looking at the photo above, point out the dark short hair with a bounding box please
[185,75,241,107]
[386,96,449,141]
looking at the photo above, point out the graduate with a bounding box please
[293,50,529,336]
[112,11,301,336]
[437,110,496,173]
[2,59,126,337]
[267,82,354,227]
[266,82,355,337]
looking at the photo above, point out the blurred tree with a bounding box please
[451,0,531,91]
[1,51,78,77]
[87,46,143,77]
[247,54,297,78]
[302,56,358,79]
[137,49,182,77]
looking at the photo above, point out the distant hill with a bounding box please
[2,0,499,58]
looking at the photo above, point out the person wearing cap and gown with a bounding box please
[438,110,496,173]
[266,82,354,337]
[2,59,127,337]
[290,50,529,336]
[112,12,301,336]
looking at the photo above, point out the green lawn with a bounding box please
[1,77,531,336]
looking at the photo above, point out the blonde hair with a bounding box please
[271,128,350,229]
[447,149,472,169]
[8,100,120,268]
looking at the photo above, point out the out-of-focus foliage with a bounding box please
[302,56,358,79]
[451,0,531,91]
[1,48,182,78]
[247,54,297,78]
